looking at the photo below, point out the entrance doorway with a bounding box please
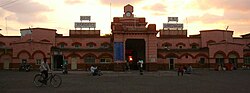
[53,55,63,70]
[125,39,145,70]
[3,58,10,69]
[71,57,78,70]
[169,58,175,70]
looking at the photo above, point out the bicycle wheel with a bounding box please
[50,74,62,88]
[33,74,44,87]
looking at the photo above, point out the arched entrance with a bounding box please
[228,53,238,69]
[215,54,225,66]
[125,39,145,70]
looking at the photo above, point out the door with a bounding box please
[71,57,78,70]
[169,58,174,70]
[3,58,10,69]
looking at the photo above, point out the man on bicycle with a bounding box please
[39,58,50,84]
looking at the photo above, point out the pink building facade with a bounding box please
[1,4,250,71]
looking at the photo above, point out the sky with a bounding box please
[0,0,250,37]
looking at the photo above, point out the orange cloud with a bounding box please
[64,0,83,5]
[142,3,167,16]
[100,0,141,7]
[1,0,52,24]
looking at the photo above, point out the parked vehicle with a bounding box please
[19,62,32,72]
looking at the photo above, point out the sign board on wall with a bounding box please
[163,23,183,29]
[74,22,96,28]
[114,42,124,61]
[80,16,91,21]
[168,17,178,22]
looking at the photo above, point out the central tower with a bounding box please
[111,4,158,71]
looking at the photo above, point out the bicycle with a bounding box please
[33,72,62,88]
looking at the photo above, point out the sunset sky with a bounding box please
[0,0,250,37]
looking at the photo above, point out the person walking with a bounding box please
[177,65,184,76]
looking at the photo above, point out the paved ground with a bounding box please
[0,69,250,93]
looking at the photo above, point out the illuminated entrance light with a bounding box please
[129,56,133,62]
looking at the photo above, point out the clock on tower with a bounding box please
[123,4,133,18]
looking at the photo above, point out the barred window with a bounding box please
[244,57,250,65]
[84,56,95,64]
[36,59,42,65]
[100,58,112,63]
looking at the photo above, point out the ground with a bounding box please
[0,69,250,93]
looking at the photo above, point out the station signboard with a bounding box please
[168,17,178,22]
[74,22,96,28]
[163,23,183,28]
[80,16,91,21]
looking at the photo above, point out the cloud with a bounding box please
[100,0,141,7]
[0,0,52,24]
[195,0,250,12]
[142,3,167,16]
[64,0,83,5]
[186,0,250,24]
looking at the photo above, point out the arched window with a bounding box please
[86,42,96,48]
[101,42,110,48]
[176,43,185,49]
[190,43,199,49]
[58,42,67,48]
[72,42,82,48]
[162,42,172,49]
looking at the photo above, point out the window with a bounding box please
[36,59,42,65]
[244,57,250,65]
[101,44,110,48]
[60,44,65,48]
[72,42,81,48]
[100,58,112,63]
[216,58,224,65]
[75,44,81,48]
[86,42,96,48]
[179,46,183,49]
[87,44,94,48]
[191,45,197,49]
[84,56,95,64]
[162,42,172,49]
[199,58,205,64]
[164,45,170,49]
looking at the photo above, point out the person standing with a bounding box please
[137,59,143,75]
[177,65,184,76]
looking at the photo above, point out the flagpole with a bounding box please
[5,17,8,35]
